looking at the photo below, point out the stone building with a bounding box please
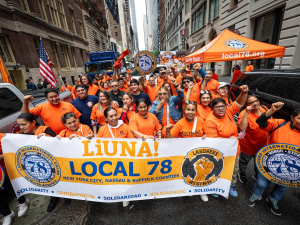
[158,0,166,51]
[0,0,90,90]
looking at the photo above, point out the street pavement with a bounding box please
[5,76,300,225]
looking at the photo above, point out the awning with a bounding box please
[176,51,186,57]
[185,29,285,63]
[185,41,205,55]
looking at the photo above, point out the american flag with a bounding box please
[39,38,57,88]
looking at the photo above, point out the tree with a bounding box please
[151,49,159,58]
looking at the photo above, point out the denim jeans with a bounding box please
[252,172,288,203]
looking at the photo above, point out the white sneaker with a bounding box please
[123,201,130,207]
[2,211,15,225]
[17,198,29,217]
[200,194,208,202]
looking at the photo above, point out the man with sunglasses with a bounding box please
[181,76,202,106]
[108,80,125,108]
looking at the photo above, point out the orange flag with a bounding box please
[114,49,129,68]
[0,55,14,84]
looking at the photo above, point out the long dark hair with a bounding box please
[104,107,117,118]
[135,98,148,113]
[17,113,37,122]
[199,91,212,108]
[162,82,174,96]
[80,74,93,85]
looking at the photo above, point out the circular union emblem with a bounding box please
[182,148,224,187]
[161,51,173,59]
[225,39,249,49]
[256,143,300,188]
[15,146,61,187]
[134,51,156,74]
[0,165,5,189]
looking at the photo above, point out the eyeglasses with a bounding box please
[185,101,197,105]
[201,90,210,94]
[158,93,167,95]
[214,105,226,110]
[182,80,191,84]
[111,85,118,88]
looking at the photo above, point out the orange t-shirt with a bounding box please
[34,126,53,136]
[212,73,219,81]
[196,104,212,121]
[71,85,78,99]
[96,123,134,138]
[170,117,204,138]
[87,84,99,96]
[203,102,240,138]
[237,106,269,155]
[60,85,72,92]
[119,87,128,92]
[90,104,109,126]
[129,112,162,136]
[144,85,159,103]
[231,70,241,84]
[245,65,254,72]
[117,108,135,124]
[30,102,81,134]
[161,103,176,127]
[182,82,202,108]
[201,79,219,94]
[59,124,93,137]
[261,120,300,146]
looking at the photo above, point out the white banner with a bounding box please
[2,134,237,202]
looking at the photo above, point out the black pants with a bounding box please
[0,175,26,217]
[238,152,258,177]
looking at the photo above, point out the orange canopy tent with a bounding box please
[185,29,285,65]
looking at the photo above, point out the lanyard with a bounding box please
[192,117,197,137]
[108,126,115,138]
[167,103,170,125]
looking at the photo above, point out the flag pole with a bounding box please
[39,34,65,89]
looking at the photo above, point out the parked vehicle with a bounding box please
[0,83,72,133]
[84,51,126,79]
[231,69,300,120]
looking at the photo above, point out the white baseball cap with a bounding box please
[218,82,231,90]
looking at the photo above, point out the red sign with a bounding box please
[182,29,185,36]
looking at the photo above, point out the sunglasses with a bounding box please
[185,101,197,105]
[182,80,191,84]
[201,90,210,94]
[158,93,168,95]
[111,85,118,88]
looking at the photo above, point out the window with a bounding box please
[0,35,15,63]
[179,11,182,24]
[115,32,118,37]
[71,47,77,69]
[192,0,199,7]
[79,22,84,38]
[229,0,238,9]
[19,0,30,13]
[33,38,40,58]
[37,0,47,21]
[0,88,23,120]
[191,3,206,33]
[209,0,219,21]
[58,0,68,30]
[60,45,71,68]
[185,19,189,36]
[48,0,61,27]
[185,0,190,14]
[51,42,60,69]
[69,8,77,34]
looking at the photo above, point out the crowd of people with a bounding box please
[1,61,300,225]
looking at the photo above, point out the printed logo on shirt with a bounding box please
[87,101,93,107]
[256,143,300,188]
[182,148,224,187]
[0,165,5,189]
[15,146,61,188]
[120,131,124,135]
[192,90,197,93]
[62,108,67,111]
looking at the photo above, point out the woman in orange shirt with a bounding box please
[101,82,110,92]
[56,113,94,139]
[118,93,136,124]
[166,101,207,202]
[246,103,300,216]
[204,85,249,198]
[237,95,270,184]
[186,82,212,121]
[129,98,162,140]
[80,74,100,96]
[91,91,117,134]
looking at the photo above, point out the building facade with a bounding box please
[0,0,90,90]
[129,0,139,52]
[158,0,166,51]
[165,0,185,51]
[220,0,300,76]
[145,0,153,51]
[151,0,159,51]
